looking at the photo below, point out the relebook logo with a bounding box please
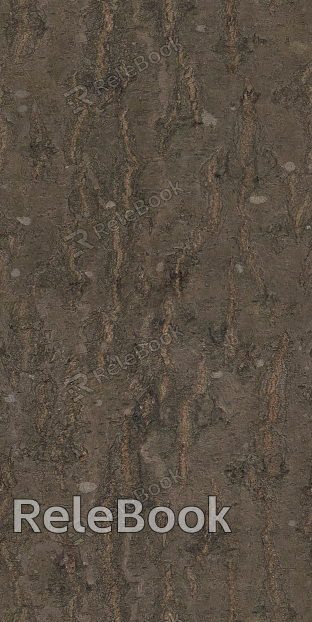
[13,496,232,534]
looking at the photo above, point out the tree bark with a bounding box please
[0,0,311,621]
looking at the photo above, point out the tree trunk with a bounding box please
[0,0,311,621]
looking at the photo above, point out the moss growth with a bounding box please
[4,609,15,622]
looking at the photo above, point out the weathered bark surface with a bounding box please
[1,0,312,620]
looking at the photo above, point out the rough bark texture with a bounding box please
[1,0,312,621]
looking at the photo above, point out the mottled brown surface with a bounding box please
[1,0,312,620]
